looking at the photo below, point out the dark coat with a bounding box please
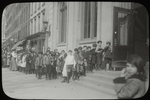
[103,46,112,59]
[96,48,103,64]
[86,51,92,66]
[114,76,146,99]
[91,49,97,64]
[26,53,32,70]
[30,54,37,69]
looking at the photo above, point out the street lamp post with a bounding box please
[43,21,51,53]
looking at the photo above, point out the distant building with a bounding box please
[4,3,30,50]
[3,2,149,62]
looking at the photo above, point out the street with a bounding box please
[2,68,116,99]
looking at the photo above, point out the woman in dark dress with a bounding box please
[59,50,67,73]
[30,51,37,74]
[91,43,97,71]
[25,51,32,74]
[95,41,103,71]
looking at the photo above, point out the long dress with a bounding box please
[96,47,103,65]
[62,55,76,77]
[91,48,97,64]
[9,52,17,71]
[26,53,31,71]
[20,54,27,68]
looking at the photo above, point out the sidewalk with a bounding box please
[2,68,116,99]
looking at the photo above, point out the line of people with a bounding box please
[2,40,113,83]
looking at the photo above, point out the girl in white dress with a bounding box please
[20,52,27,73]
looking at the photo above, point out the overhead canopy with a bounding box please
[25,32,46,40]
[11,39,25,50]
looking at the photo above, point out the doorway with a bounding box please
[113,5,149,63]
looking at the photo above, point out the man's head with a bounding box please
[46,50,50,55]
[92,43,97,49]
[78,46,82,52]
[106,42,111,47]
[38,52,43,57]
[97,40,102,46]
[68,50,72,55]
[61,50,65,54]
[74,48,78,53]
[87,46,91,51]
[83,45,87,51]
[47,47,50,51]
[55,49,58,53]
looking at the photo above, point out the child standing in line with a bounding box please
[59,50,67,75]
[113,54,147,99]
[91,43,97,71]
[73,48,80,80]
[86,46,92,72]
[82,46,88,76]
[103,42,112,71]
[78,47,84,75]
[35,52,43,79]
[61,50,76,83]
[20,51,27,74]
[95,40,103,71]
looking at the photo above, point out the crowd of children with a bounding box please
[2,40,113,83]
[2,40,148,99]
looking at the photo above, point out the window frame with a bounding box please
[81,2,98,41]
[59,2,67,44]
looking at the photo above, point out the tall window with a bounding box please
[35,3,36,13]
[28,22,30,36]
[31,20,33,34]
[93,2,97,37]
[83,2,98,39]
[42,10,45,31]
[42,2,45,6]
[34,17,36,33]
[32,3,33,15]
[59,2,67,43]
[84,2,91,38]
[26,6,28,21]
[38,2,41,9]
[38,14,40,32]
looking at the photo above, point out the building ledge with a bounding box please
[79,38,97,45]
[57,43,66,47]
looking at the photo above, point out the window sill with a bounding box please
[79,38,97,45]
[57,43,66,47]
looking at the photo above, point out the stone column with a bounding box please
[100,2,113,48]
[96,2,102,41]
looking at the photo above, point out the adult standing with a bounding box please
[95,40,103,71]
[9,50,17,71]
[62,50,76,83]
[59,50,67,73]
[43,50,53,80]
[25,51,32,74]
[30,51,37,74]
[20,51,27,73]
[91,43,97,71]
[6,51,11,68]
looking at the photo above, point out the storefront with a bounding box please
[25,32,46,53]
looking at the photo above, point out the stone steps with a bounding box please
[74,70,121,99]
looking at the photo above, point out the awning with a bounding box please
[11,39,25,50]
[25,32,46,40]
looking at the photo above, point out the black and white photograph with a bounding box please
[1,2,149,99]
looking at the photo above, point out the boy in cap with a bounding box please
[95,40,103,70]
[62,50,76,83]
[78,46,84,75]
[86,46,92,72]
[35,52,43,79]
[73,48,80,80]
[103,42,112,70]
[91,43,97,71]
